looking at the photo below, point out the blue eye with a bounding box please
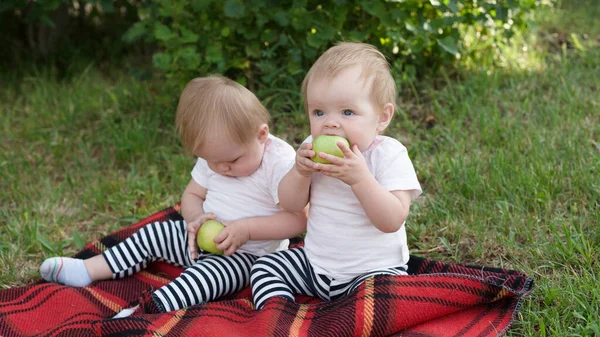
[342,109,354,116]
[314,110,324,117]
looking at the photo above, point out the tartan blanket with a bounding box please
[0,205,533,337]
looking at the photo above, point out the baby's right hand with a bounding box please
[295,143,318,177]
[186,212,217,260]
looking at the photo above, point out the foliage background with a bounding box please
[3,0,540,103]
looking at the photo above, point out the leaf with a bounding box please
[429,0,441,6]
[570,33,586,53]
[241,28,259,39]
[152,52,173,70]
[347,30,368,41]
[287,61,301,74]
[256,12,269,27]
[447,0,459,13]
[293,0,308,8]
[362,1,393,26]
[306,33,329,48]
[506,0,519,9]
[306,24,337,48]
[274,10,290,27]
[279,34,289,45]
[405,22,418,33]
[37,234,57,254]
[495,4,508,21]
[42,0,61,11]
[423,21,432,32]
[245,42,261,58]
[221,27,231,37]
[223,0,246,18]
[289,8,309,30]
[157,2,175,18]
[332,7,349,29]
[180,27,199,43]
[205,43,223,63]
[177,47,201,69]
[436,36,458,55]
[389,8,408,22]
[192,0,214,11]
[429,18,445,31]
[122,22,147,43]
[154,23,176,42]
[100,0,115,13]
[261,29,278,43]
[288,47,302,62]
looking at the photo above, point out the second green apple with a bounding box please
[311,135,350,164]
[197,220,225,255]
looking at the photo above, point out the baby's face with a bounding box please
[306,65,383,152]
[194,135,265,177]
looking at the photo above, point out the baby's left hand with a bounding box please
[314,141,370,186]
[214,219,251,256]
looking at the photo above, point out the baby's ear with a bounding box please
[377,103,394,133]
[257,123,269,143]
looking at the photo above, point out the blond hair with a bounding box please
[301,42,396,112]
[175,75,270,153]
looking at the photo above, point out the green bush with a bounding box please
[123,0,545,105]
[1,0,550,108]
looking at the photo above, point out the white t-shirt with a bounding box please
[191,134,296,256]
[304,135,422,280]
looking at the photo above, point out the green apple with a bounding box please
[197,220,225,254]
[311,135,350,164]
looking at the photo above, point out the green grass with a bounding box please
[1,1,598,335]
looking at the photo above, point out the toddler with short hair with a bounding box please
[40,75,306,313]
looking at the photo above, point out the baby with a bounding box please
[251,42,422,309]
[40,75,306,313]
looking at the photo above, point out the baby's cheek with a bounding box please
[239,164,255,177]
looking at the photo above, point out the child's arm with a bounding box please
[351,177,411,233]
[278,167,311,212]
[278,143,318,212]
[181,179,217,259]
[214,207,308,256]
[315,142,412,233]
[181,179,208,222]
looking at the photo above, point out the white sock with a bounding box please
[40,257,93,287]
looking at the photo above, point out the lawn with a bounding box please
[1,1,598,335]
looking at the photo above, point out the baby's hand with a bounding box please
[294,143,319,177]
[314,142,370,186]
[187,212,217,260]
[214,219,251,256]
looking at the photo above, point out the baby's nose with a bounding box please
[324,115,340,127]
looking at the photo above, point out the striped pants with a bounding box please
[102,220,258,312]
[250,247,407,309]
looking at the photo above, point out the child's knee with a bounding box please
[250,257,268,274]
[250,256,279,280]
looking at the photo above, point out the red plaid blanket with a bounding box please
[0,206,533,337]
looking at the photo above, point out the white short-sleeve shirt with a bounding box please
[304,135,422,280]
[191,134,296,256]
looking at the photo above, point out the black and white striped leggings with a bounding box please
[250,247,408,309]
[102,220,258,312]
